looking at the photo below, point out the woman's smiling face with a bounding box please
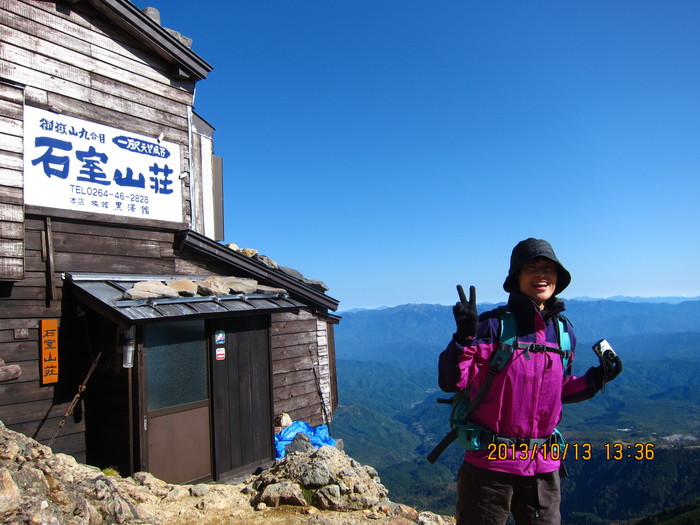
[518,257,558,309]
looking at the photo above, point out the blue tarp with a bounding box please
[274,421,336,459]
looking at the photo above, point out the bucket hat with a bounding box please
[503,238,571,295]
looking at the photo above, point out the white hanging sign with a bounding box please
[24,106,183,223]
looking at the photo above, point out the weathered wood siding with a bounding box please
[271,310,334,427]
[0,81,24,281]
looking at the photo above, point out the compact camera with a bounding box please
[592,339,617,360]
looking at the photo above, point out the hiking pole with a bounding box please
[48,351,102,447]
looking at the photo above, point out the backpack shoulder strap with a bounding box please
[497,306,517,348]
[554,314,573,372]
[490,307,516,372]
[555,315,572,351]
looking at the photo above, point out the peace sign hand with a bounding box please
[453,285,478,343]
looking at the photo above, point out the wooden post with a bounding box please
[44,217,57,304]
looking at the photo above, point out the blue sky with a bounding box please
[141,1,699,310]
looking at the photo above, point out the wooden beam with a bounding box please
[44,217,57,302]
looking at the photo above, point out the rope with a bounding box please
[48,351,102,447]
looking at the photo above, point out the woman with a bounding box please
[438,238,622,525]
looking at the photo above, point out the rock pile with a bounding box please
[0,420,453,524]
[249,442,389,511]
[122,275,286,301]
[225,242,330,293]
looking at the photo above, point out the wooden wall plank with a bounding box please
[0,239,23,258]
[271,331,316,348]
[52,252,177,275]
[0,98,23,121]
[0,81,25,104]
[10,416,85,443]
[0,259,24,281]
[272,383,319,405]
[0,186,23,203]
[272,369,317,390]
[271,342,316,361]
[271,319,318,336]
[0,303,61,319]
[49,231,165,259]
[0,319,39,330]
[0,168,23,189]
[0,398,70,425]
[271,355,317,375]
[27,217,175,242]
[0,339,39,362]
[0,150,22,172]
[0,380,53,406]
[0,116,22,137]
[0,203,23,222]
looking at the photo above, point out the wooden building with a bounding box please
[0,0,340,484]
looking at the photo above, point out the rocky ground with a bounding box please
[0,421,454,524]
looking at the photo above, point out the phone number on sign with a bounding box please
[486,442,655,461]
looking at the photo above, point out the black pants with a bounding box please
[456,463,561,525]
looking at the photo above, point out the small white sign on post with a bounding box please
[24,106,183,223]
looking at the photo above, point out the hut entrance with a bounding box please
[139,315,275,483]
[141,320,211,484]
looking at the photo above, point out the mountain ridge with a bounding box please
[339,296,700,314]
[335,298,700,371]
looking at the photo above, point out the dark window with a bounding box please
[144,320,208,411]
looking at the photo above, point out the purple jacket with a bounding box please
[438,292,600,476]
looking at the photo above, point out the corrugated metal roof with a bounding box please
[65,273,306,326]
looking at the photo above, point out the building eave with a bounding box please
[83,0,213,81]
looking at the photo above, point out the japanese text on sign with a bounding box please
[40,319,59,385]
[24,106,183,223]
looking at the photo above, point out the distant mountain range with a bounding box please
[335,298,700,370]
[339,296,700,314]
[572,295,700,304]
